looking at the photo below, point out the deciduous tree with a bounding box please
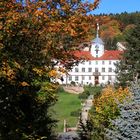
[0,0,100,139]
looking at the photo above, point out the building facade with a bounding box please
[58,25,123,85]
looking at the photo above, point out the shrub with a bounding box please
[71,81,76,86]
[56,86,64,93]
[84,85,102,97]
[78,92,89,100]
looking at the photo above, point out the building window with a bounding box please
[69,76,72,81]
[108,76,112,81]
[82,76,85,80]
[82,68,85,72]
[102,76,105,80]
[95,45,99,49]
[95,49,99,55]
[89,61,91,65]
[88,68,92,72]
[113,62,116,65]
[95,68,98,72]
[108,68,112,72]
[96,51,98,54]
[82,61,85,65]
[102,61,105,65]
[102,68,105,72]
[109,61,111,65]
[75,68,78,72]
[95,61,98,65]
[75,76,79,81]
[89,76,91,80]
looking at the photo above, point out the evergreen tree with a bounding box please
[112,12,140,27]
[105,85,140,140]
[78,116,94,140]
[116,23,140,87]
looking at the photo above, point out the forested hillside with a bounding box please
[111,11,140,27]
[92,12,140,50]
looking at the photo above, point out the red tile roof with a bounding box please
[74,50,123,60]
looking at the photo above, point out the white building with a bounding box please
[117,42,127,51]
[59,25,123,85]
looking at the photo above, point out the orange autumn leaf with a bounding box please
[20,81,30,87]
[48,70,58,77]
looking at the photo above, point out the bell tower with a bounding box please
[91,23,104,57]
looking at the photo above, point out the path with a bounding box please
[81,95,93,124]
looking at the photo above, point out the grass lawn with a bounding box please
[50,91,81,132]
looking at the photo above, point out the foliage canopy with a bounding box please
[0,0,100,139]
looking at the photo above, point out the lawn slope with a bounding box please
[51,91,81,132]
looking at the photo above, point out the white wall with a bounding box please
[91,43,104,57]
[62,60,119,85]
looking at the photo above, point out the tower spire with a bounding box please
[96,23,99,38]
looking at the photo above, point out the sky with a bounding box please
[91,0,140,14]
